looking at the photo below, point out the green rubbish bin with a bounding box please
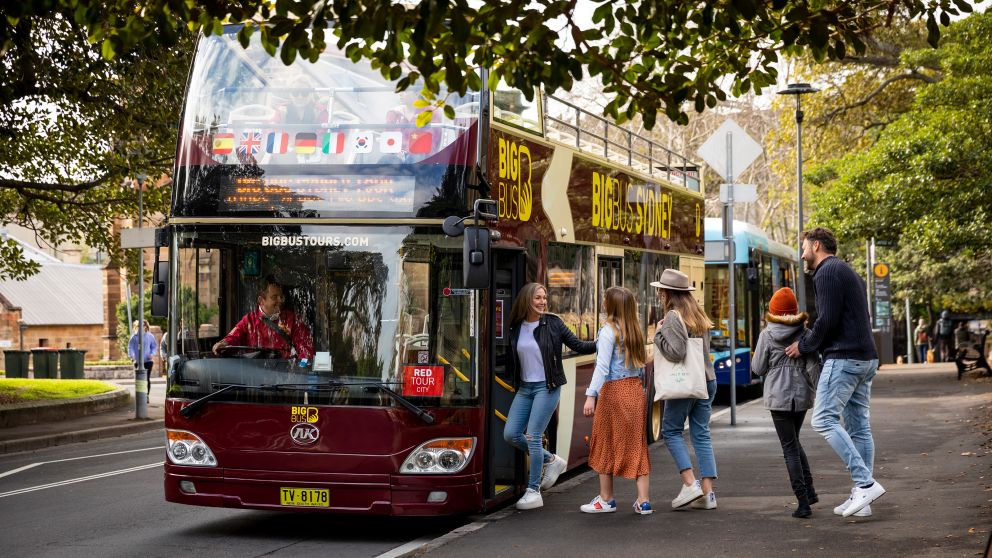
[3,350,30,378]
[30,348,60,379]
[58,349,87,379]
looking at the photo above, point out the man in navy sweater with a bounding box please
[784,227,885,518]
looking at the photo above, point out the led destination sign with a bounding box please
[218,175,416,213]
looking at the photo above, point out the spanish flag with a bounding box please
[212,133,234,155]
[295,132,317,154]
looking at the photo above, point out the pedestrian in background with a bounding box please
[581,286,651,515]
[955,321,971,356]
[785,227,884,518]
[913,318,930,364]
[936,310,954,362]
[128,320,157,396]
[752,287,820,518]
[504,282,597,510]
[653,269,719,510]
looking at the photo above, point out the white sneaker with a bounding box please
[834,492,872,517]
[843,482,885,517]
[580,494,617,513]
[672,480,704,508]
[514,488,543,510]
[540,455,568,490]
[691,491,717,509]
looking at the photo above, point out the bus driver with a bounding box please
[212,276,314,360]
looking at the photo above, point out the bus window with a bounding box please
[493,81,542,135]
[169,227,477,406]
[597,257,622,330]
[546,243,596,345]
[626,252,679,339]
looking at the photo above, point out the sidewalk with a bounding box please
[0,378,166,454]
[423,363,992,557]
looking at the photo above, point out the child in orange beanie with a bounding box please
[752,287,823,518]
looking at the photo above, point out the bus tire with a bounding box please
[646,384,663,444]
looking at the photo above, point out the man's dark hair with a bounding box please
[802,227,837,254]
[258,275,282,298]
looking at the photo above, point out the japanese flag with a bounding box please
[353,131,373,153]
[379,131,402,153]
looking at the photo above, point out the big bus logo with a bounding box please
[290,423,320,445]
[497,137,533,221]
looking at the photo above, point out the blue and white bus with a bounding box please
[704,218,799,388]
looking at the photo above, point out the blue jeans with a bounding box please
[503,381,560,490]
[916,344,927,364]
[811,358,879,487]
[662,379,718,479]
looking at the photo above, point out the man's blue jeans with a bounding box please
[662,379,718,479]
[503,381,560,490]
[811,358,879,487]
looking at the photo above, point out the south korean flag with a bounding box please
[353,131,373,153]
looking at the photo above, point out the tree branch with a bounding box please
[815,70,937,124]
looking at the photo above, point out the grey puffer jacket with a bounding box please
[752,312,820,412]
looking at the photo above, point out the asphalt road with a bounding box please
[0,431,466,558]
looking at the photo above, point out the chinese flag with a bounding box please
[409,131,434,154]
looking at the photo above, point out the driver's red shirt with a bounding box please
[222,307,314,360]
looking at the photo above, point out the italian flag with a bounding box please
[322,132,346,154]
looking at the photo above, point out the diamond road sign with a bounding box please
[697,119,763,182]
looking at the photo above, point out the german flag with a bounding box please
[295,132,317,154]
[212,133,234,155]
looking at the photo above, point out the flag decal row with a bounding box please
[211,131,434,156]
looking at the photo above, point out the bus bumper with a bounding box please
[164,466,484,515]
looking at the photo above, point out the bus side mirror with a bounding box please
[151,254,169,318]
[463,225,491,289]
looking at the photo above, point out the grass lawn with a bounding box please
[0,379,118,406]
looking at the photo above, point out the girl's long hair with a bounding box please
[508,282,547,327]
[603,286,646,368]
[662,289,713,337]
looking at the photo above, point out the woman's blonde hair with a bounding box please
[508,282,547,326]
[661,289,713,337]
[603,286,646,368]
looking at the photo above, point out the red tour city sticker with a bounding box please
[402,365,444,397]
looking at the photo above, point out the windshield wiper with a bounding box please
[179,383,274,418]
[359,381,435,425]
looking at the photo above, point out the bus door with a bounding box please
[485,249,527,501]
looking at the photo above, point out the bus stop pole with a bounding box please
[135,175,148,419]
[725,132,737,426]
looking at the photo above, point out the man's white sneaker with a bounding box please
[540,455,568,490]
[514,488,543,510]
[842,482,885,517]
[580,494,617,513]
[691,491,717,509]
[672,480,704,508]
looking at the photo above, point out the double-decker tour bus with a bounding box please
[155,26,706,515]
[703,218,798,388]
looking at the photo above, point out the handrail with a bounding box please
[542,92,701,192]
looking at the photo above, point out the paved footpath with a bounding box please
[421,364,992,558]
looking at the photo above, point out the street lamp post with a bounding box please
[777,83,819,312]
[135,173,148,419]
[18,319,26,350]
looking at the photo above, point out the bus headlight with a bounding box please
[401,437,475,474]
[166,429,218,467]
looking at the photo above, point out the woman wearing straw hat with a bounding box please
[652,269,719,510]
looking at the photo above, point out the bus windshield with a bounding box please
[173,30,480,218]
[167,226,477,407]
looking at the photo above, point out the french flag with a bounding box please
[265,132,289,154]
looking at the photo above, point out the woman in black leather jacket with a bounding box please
[504,282,596,510]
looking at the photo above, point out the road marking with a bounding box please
[0,463,161,498]
[373,536,436,558]
[0,446,160,479]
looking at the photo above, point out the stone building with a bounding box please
[0,235,107,361]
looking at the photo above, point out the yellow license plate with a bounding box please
[279,487,329,507]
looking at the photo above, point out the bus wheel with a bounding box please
[646,386,663,444]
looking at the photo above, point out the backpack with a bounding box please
[938,319,954,337]
[917,330,928,344]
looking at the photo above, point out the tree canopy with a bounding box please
[0,0,981,280]
[807,11,992,313]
